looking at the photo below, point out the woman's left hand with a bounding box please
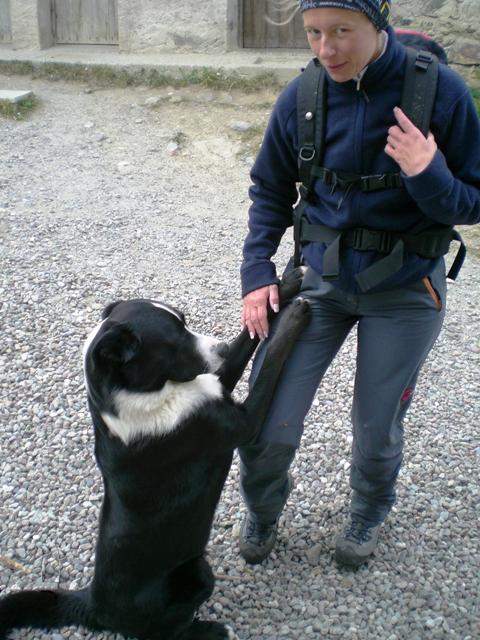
[385,106,438,176]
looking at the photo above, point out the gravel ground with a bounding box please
[1,74,479,640]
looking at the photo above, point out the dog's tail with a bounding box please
[0,588,95,639]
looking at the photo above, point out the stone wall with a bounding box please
[118,0,228,53]
[393,0,480,67]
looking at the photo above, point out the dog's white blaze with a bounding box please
[82,320,106,393]
[151,302,224,372]
[151,302,183,322]
[191,331,224,372]
[83,320,105,360]
[101,373,223,445]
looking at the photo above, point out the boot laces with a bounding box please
[344,520,373,544]
[245,518,276,544]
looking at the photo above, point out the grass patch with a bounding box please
[175,68,281,93]
[0,94,38,120]
[470,87,480,118]
[0,60,282,92]
[236,123,266,155]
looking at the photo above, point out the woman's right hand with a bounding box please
[241,284,279,340]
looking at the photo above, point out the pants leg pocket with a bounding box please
[421,276,443,312]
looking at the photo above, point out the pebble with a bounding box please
[166,141,179,155]
[229,120,254,132]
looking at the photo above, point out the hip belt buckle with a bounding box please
[352,228,393,253]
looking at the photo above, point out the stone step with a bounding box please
[0,89,34,104]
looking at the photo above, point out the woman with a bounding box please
[238,0,480,568]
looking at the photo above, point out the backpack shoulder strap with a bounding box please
[400,47,439,137]
[297,58,327,199]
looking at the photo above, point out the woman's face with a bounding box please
[303,8,382,82]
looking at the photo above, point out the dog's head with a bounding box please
[83,299,228,406]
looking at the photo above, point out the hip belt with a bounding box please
[295,216,466,292]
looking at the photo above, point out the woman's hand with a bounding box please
[385,106,437,176]
[241,284,279,339]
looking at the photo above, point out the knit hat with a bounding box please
[299,1,391,31]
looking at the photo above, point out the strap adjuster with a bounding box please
[359,173,403,191]
[415,50,433,71]
[351,228,392,253]
[311,167,403,192]
[360,174,384,191]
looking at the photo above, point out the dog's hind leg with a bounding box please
[217,267,306,393]
[156,560,239,640]
[168,556,215,607]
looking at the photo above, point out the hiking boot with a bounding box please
[238,516,279,565]
[238,473,294,565]
[335,519,381,568]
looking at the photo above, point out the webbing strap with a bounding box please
[446,230,467,280]
[311,166,404,192]
[297,59,326,199]
[298,219,465,290]
[293,200,305,267]
[400,48,439,137]
[354,240,405,291]
[319,227,406,289]
[300,221,455,258]
[322,234,343,279]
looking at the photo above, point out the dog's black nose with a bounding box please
[215,342,229,359]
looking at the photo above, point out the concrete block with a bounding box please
[0,90,34,104]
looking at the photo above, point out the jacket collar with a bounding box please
[325,26,406,93]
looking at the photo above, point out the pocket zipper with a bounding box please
[422,277,442,312]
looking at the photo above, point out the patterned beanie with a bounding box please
[299,1,391,31]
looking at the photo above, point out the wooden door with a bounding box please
[53,0,118,44]
[243,0,308,48]
[0,0,12,43]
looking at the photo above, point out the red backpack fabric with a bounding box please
[395,29,448,65]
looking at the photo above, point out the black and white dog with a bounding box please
[0,269,310,640]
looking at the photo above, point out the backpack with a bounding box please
[293,30,465,291]
[395,29,448,65]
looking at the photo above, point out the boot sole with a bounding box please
[335,548,371,568]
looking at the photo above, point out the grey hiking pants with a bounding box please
[238,261,446,526]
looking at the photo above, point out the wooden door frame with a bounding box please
[0,0,12,43]
[227,0,309,50]
[226,0,242,50]
[51,0,118,45]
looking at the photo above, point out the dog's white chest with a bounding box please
[101,374,223,445]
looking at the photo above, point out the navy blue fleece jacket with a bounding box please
[241,27,480,296]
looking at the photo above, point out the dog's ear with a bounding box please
[94,322,141,364]
[102,301,123,320]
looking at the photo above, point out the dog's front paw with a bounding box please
[284,295,311,322]
[275,296,311,339]
[278,266,307,305]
